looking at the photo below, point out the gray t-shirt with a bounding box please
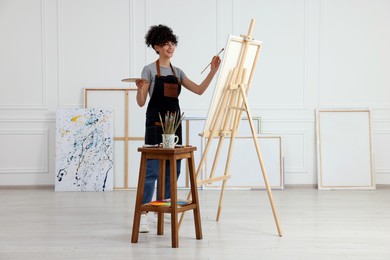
[141,62,187,96]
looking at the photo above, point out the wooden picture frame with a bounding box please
[84,88,143,189]
[203,135,284,190]
[316,108,375,190]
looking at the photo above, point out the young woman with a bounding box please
[135,24,221,232]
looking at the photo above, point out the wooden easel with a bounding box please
[180,19,282,237]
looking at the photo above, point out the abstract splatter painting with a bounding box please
[55,108,114,191]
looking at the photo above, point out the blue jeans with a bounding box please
[142,159,181,204]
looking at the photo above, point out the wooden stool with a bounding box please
[131,146,202,248]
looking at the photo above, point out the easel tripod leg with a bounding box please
[256,144,283,237]
[241,87,283,237]
[216,178,228,221]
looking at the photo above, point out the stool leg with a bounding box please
[170,157,179,248]
[188,152,203,239]
[157,159,165,235]
[131,153,147,243]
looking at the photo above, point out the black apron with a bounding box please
[145,60,182,145]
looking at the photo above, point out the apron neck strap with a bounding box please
[155,60,179,82]
[156,59,161,76]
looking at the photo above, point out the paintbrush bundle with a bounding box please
[158,111,185,134]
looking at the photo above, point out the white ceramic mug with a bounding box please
[162,134,179,148]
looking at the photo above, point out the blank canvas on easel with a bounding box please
[316,109,375,190]
[204,35,262,135]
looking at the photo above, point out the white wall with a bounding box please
[1,0,389,186]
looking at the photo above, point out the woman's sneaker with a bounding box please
[139,214,150,233]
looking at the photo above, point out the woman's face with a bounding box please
[154,42,176,58]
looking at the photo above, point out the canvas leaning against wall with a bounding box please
[55,108,114,191]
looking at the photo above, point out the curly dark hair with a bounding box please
[145,24,178,54]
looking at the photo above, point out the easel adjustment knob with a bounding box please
[240,34,254,42]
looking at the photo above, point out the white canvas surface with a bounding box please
[203,35,263,134]
[316,109,375,190]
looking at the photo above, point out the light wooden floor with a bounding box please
[0,187,389,260]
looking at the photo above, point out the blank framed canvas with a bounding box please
[203,34,262,136]
[316,109,375,190]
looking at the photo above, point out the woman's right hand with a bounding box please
[136,79,149,88]
[135,79,150,107]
